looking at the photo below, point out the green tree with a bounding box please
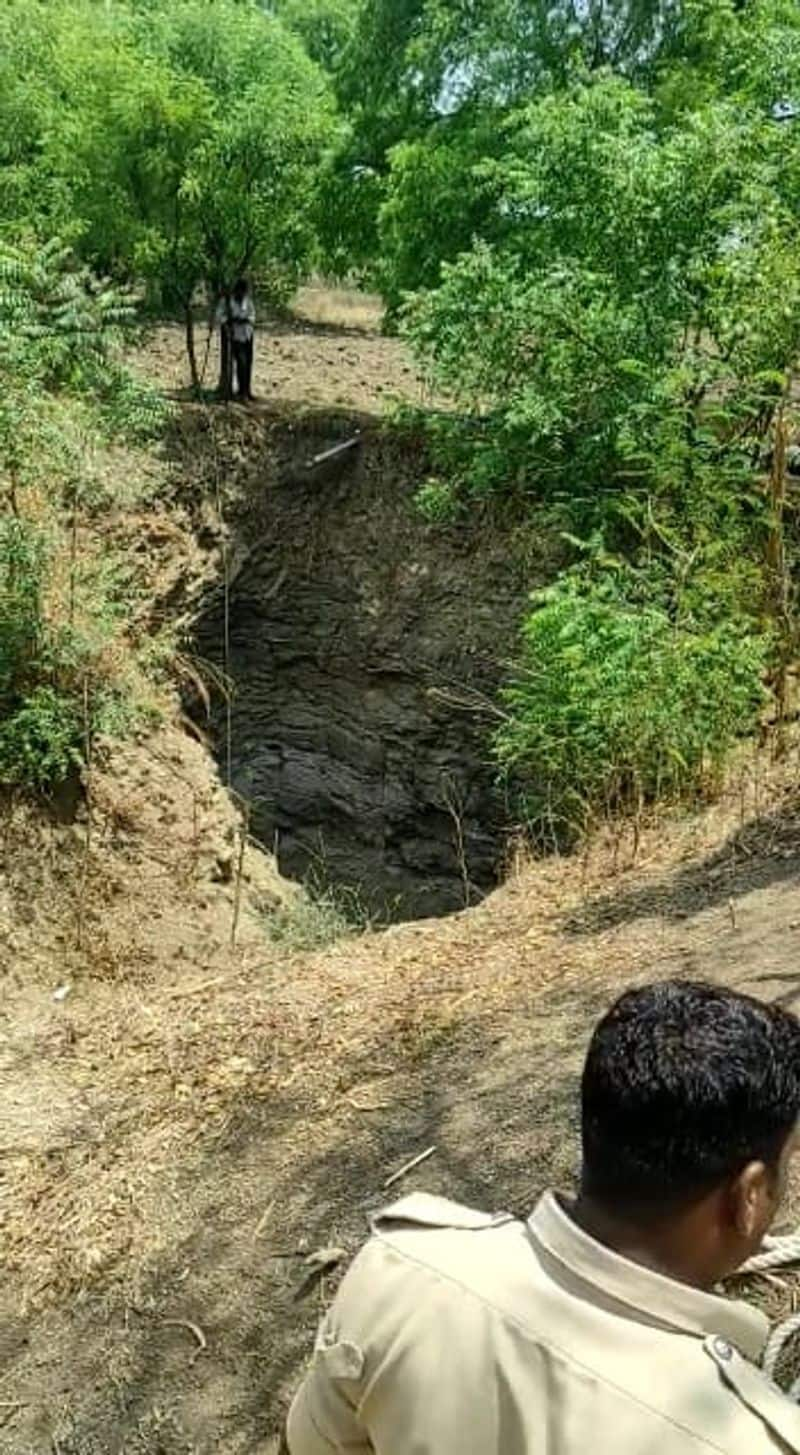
[396,52,800,830]
[269,0,359,72]
[403,74,800,505]
[29,0,336,389]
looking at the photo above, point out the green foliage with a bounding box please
[270,0,359,73]
[97,366,170,444]
[2,0,798,840]
[0,686,83,792]
[0,0,337,380]
[0,238,134,390]
[414,477,462,524]
[1,520,78,790]
[0,239,164,792]
[402,75,800,506]
[496,574,770,845]
[377,121,505,310]
[385,12,800,837]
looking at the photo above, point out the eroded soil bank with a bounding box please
[187,407,550,918]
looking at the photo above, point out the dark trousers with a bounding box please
[232,337,253,399]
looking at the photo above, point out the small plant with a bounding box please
[97,365,171,444]
[413,477,461,524]
[264,877,372,951]
[0,241,172,794]
[264,889,353,951]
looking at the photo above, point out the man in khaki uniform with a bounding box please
[288,980,800,1453]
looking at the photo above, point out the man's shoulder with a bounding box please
[369,1193,527,1284]
[372,1191,518,1238]
[347,1192,541,1333]
[340,1195,800,1454]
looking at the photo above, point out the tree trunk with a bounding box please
[217,321,233,401]
[766,406,791,743]
[185,304,200,397]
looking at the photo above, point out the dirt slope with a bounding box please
[4,745,800,1454]
[3,294,800,1453]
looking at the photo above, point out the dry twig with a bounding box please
[383,1145,436,1190]
[163,1318,208,1355]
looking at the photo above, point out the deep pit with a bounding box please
[190,409,541,920]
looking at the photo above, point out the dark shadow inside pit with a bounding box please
[187,409,542,922]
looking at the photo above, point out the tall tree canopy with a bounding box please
[0,0,338,383]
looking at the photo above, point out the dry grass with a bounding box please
[293,282,384,334]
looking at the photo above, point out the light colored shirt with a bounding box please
[215,294,255,343]
[287,1191,800,1455]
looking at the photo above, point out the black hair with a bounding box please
[232,277,249,299]
[581,980,800,1211]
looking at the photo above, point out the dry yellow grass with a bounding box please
[293,281,385,334]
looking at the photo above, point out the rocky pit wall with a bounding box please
[180,407,546,920]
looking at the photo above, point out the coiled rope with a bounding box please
[740,1234,800,1396]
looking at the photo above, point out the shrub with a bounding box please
[0,685,83,790]
[495,576,770,846]
[0,504,144,793]
[0,518,85,790]
[0,242,169,793]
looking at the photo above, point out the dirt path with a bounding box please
[3,744,800,1453]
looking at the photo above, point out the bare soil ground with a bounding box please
[3,290,800,1453]
[5,734,800,1454]
[137,285,431,416]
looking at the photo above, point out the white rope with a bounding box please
[741,1233,800,1275]
[738,1233,800,1394]
[763,1311,800,1383]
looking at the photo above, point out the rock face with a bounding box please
[192,412,537,920]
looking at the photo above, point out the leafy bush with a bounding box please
[0,238,134,392]
[495,576,770,846]
[0,515,139,791]
[0,242,167,793]
[0,686,83,791]
[0,518,82,790]
[97,364,170,444]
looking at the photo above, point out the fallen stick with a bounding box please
[305,436,361,470]
[163,1318,208,1355]
[253,1198,275,1240]
[383,1145,436,1191]
[164,976,229,999]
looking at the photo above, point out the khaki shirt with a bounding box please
[287,1191,800,1454]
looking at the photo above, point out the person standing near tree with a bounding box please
[216,278,256,401]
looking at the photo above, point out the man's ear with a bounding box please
[730,1160,771,1240]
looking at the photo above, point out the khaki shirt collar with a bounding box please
[529,1193,768,1362]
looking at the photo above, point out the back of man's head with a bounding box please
[581,980,800,1217]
